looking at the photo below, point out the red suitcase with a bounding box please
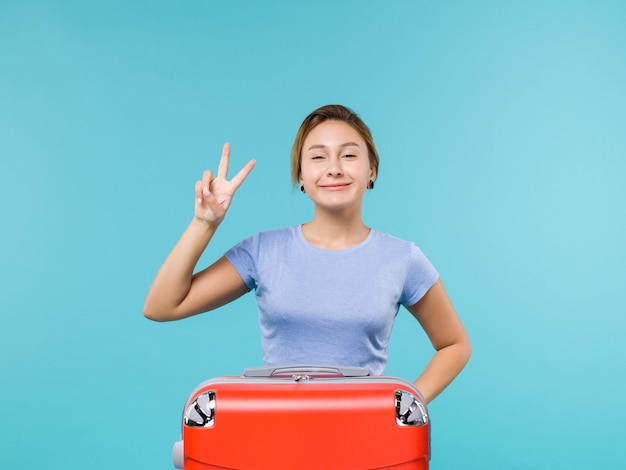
[172,365,430,469]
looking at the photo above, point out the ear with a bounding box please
[369,165,377,182]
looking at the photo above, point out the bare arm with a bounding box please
[143,143,255,322]
[406,279,471,403]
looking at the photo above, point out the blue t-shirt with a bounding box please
[224,225,439,375]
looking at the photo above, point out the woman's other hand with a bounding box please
[194,143,256,227]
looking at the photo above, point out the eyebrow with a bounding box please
[307,142,361,151]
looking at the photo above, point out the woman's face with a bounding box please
[299,120,376,212]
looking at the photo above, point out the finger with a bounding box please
[229,159,256,190]
[217,142,230,180]
[197,179,211,202]
[195,181,203,205]
[202,170,213,192]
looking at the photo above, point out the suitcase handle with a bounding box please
[242,364,371,378]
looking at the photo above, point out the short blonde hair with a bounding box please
[291,104,379,186]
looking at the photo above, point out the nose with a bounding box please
[327,156,343,176]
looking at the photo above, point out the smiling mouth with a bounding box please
[320,183,350,190]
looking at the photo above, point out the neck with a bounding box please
[302,207,369,250]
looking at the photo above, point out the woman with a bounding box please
[144,104,471,403]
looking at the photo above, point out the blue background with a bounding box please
[1,1,625,468]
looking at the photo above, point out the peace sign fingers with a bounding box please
[194,143,256,228]
[216,142,231,180]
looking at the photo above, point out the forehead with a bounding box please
[303,120,365,150]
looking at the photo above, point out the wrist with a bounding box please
[191,216,219,234]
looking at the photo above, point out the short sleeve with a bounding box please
[224,233,260,290]
[400,245,440,307]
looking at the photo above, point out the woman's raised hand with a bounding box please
[194,143,256,228]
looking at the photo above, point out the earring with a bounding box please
[300,185,305,193]
[367,180,375,190]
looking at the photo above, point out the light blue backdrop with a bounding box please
[1,1,625,468]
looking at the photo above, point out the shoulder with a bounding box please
[225,226,300,274]
[228,225,300,252]
[249,225,300,246]
[369,229,418,252]
[257,225,300,240]
[369,229,436,269]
